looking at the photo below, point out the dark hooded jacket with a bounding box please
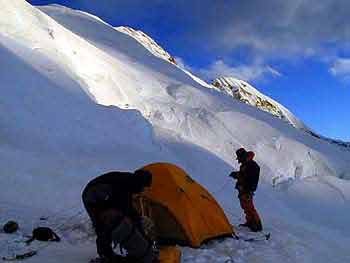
[82,171,151,258]
[82,171,148,224]
[231,152,260,193]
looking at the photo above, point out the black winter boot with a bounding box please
[249,223,263,232]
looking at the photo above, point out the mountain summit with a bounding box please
[212,77,307,129]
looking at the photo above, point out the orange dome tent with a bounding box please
[134,163,234,248]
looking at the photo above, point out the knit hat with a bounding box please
[236,148,248,160]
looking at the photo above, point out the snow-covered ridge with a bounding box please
[115,26,177,65]
[114,26,215,90]
[329,139,350,148]
[212,77,350,149]
[306,130,350,149]
[114,28,350,150]
[212,77,307,129]
[113,27,315,136]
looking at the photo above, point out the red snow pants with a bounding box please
[239,192,263,231]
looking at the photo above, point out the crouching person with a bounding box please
[82,170,154,263]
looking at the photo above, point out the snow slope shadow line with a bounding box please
[40,6,211,92]
[0,39,158,153]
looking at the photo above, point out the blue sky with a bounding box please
[29,0,350,141]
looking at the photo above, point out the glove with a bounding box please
[229,171,239,179]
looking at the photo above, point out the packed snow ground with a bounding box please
[1,1,350,262]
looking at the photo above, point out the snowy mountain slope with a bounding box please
[212,77,307,130]
[1,1,350,262]
[38,4,216,95]
[115,26,177,65]
[42,5,348,152]
[0,34,158,206]
[212,77,350,149]
[96,25,308,135]
[111,26,350,151]
[38,4,350,180]
[113,26,213,90]
[307,130,350,149]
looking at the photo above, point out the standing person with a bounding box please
[229,148,263,232]
[82,169,154,263]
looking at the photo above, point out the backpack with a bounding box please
[3,221,19,234]
[26,227,60,244]
[248,161,260,192]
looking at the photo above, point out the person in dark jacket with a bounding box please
[229,148,263,232]
[82,169,154,263]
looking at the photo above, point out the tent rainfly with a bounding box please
[134,163,235,248]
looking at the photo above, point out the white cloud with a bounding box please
[199,60,281,82]
[330,58,350,79]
